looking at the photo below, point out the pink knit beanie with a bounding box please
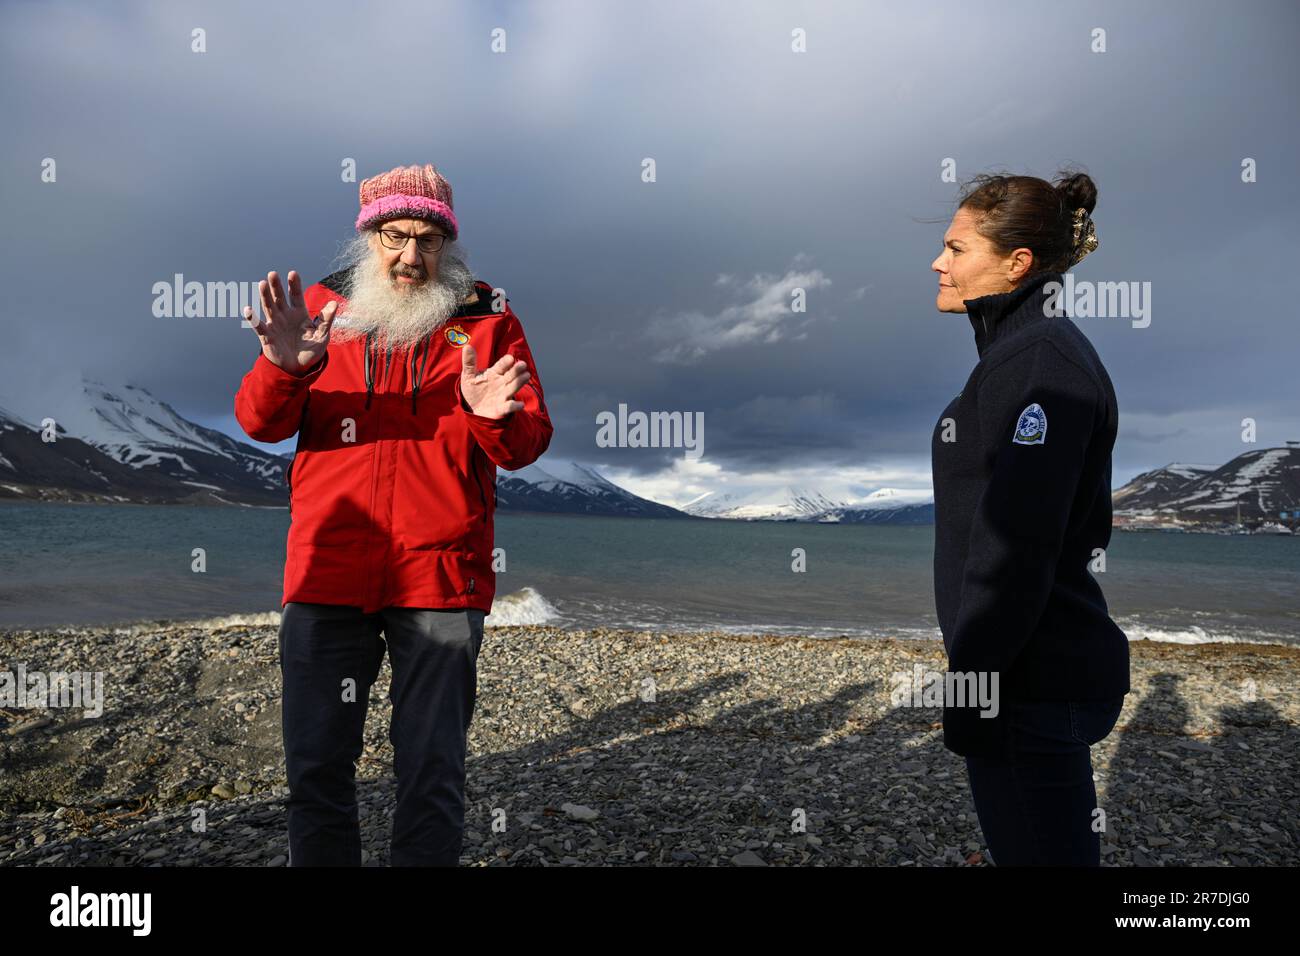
[355,163,459,240]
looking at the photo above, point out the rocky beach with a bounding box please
[1,614,1296,866]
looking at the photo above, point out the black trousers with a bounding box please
[277,602,486,866]
[964,695,1125,866]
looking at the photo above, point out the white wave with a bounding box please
[702,622,943,642]
[1121,621,1293,646]
[158,610,283,630]
[485,587,562,627]
[200,610,284,628]
[96,609,284,636]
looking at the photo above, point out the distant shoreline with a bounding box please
[2,496,1298,536]
[2,609,1294,649]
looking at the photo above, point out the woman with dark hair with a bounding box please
[929,170,1130,866]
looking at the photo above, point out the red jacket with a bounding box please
[234,269,552,614]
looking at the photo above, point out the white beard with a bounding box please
[331,233,477,350]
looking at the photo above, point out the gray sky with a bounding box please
[3,0,1297,505]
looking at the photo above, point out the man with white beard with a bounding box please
[234,163,553,866]
[328,211,479,351]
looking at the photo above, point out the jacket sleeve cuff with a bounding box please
[254,350,329,386]
[453,376,515,429]
[942,701,1010,758]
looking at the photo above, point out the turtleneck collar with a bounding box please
[963,270,1063,358]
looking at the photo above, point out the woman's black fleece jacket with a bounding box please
[931,270,1130,756]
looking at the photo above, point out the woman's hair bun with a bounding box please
[1054,169,1097,216]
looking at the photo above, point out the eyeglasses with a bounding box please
[377,229,447,253]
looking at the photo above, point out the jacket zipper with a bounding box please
[468,447,490,598]
[364,347,388,609]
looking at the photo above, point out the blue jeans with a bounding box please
[278,602,486,866]
[963,695,1125,866]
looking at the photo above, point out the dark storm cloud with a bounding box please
[2,0,1297,497]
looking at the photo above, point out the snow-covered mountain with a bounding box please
[496,461,688,518]
[11,373,1290,531]
[684,484,934,522]
[0,379,286,505]
[684,486,847,520]
[56,380,285,484]
[0,405,209,504]
[1114,447,1300,527]
[819,487,936,525]
[1112,462,1217,508]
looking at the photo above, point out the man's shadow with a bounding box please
[1103,669,1296,865]
[366,643,983,866]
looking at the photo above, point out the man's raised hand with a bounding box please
[245,270,336,376]
[460,344,530,420]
